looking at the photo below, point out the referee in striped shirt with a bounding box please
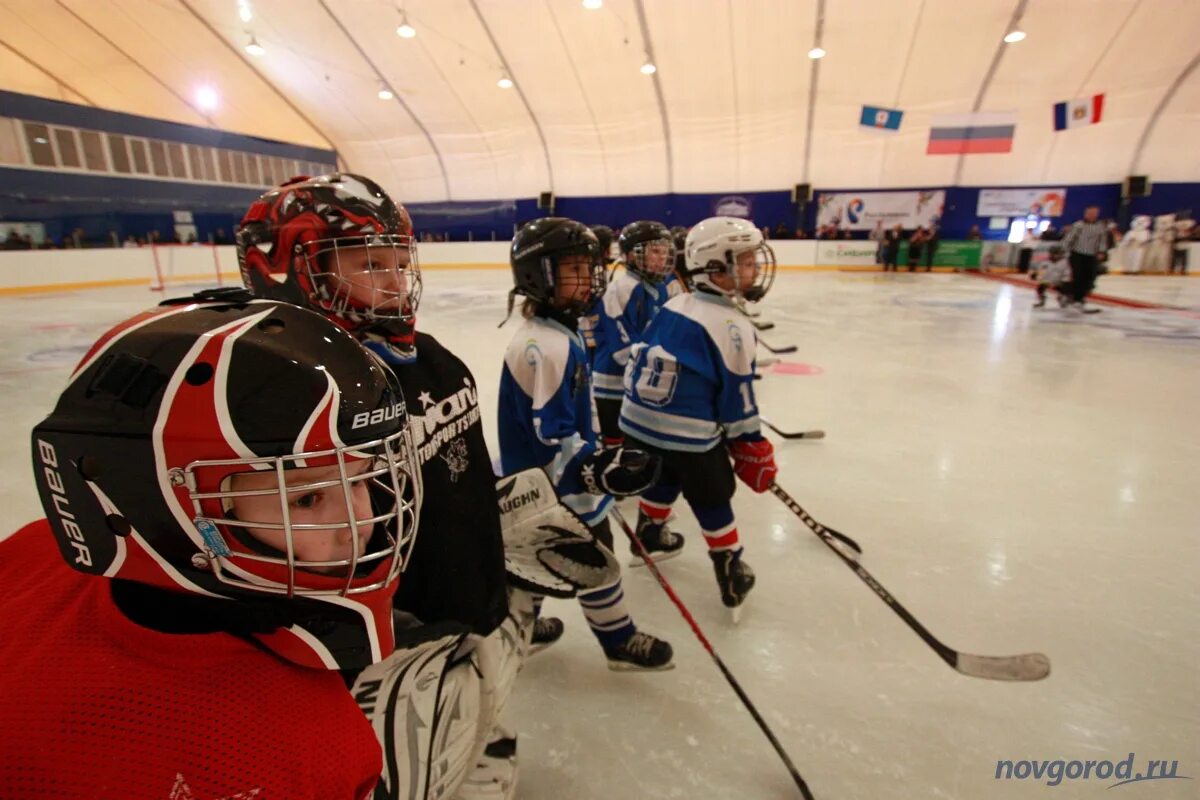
[1061,206,1108,309]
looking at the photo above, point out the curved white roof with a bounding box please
[1,0,1196,201]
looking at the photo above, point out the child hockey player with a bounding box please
[1033,245,1071,308]
[238,175,622,798]
[0,299,422,798]
[591,220,678,445]
[498,217,674,669]
[619,216,779,618]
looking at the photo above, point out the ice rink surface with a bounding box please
[2,270,1197,799]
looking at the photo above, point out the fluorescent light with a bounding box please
[1003,29,1026,43]
[378,87,394,100]
[497,76,514,89]
[583,0,603,8]
[807,47,826,59]
[244,35,264,56]
[640,61,656,75]
[195,85,219,111]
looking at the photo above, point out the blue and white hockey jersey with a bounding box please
[497,316,612,525]
[619,291,762,452]
[591,270,673,402]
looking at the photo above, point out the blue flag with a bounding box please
[860,105,903,131]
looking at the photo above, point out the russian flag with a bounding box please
[1054,94,1104,130]
[926,112,1016,155]
[860,105,903,131]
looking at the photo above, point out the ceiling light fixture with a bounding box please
[195,85,219,111]
[378,84,394,100]
[396,12,416,38]
[640,61,656,75]
[497,75,514,89]
[237,0,252,24]
[244,34,264,57]
[807,46,826,59]
[583,0,603,9]
[1003,29,1026,43]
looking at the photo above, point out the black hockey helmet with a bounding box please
[504,217,605,323]
[589,225,615,260]
[618,220,675,284]
[32,297,421,671]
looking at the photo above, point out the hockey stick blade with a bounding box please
[611,508,817,799]
[762,418,825,440]
[769,483,1050,682]
[956,652,1051,682]
[752,319,776,331]
[759,338,798,355]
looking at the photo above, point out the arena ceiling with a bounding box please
[0,0,1197,202]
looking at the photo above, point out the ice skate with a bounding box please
[628,511,685,567]
[710,550,755,621]
[528,616,564,656]
[604,631,675,671]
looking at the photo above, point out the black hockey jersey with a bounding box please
[368,330,509,637]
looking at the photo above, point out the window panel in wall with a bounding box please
[107,134,131,173]
[53,128,81,168]
[130,139,150,174]
[217,149,233,183]
[232,150,247,184]
[23,122,55,167]
[0,119,24,165]
[80,130,107,171]
[245,153,262,186]
[187,144,204,181]
[148,140,169,176]
[166,142,186,178]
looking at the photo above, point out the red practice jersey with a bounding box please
[0,520,382,799]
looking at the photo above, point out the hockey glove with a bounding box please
[497,468,620,598]
[729,437,777,493]
[579,447,662,498]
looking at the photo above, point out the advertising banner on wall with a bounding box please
[814,240,882,266]
[712,195,753,218]
[816,191,944,231]
[977,188,1067,217]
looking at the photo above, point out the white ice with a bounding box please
[2,271,1197,799]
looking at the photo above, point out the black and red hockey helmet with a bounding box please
[32,296,421,670]
[237,173,421,332]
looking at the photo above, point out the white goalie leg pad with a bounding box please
[484,589,534,722]
[450,590,533,800]
[352,631,489,800]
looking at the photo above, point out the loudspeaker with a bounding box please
[537,191,555,211]
[791,183,812,204]
[1123,175,1151,198]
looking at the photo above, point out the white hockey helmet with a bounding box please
[684,216,776,302]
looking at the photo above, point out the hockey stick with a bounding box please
[759,337,798,355]
[761,417,825,441]
[769,484,1051,682]
[610,508,817,799]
